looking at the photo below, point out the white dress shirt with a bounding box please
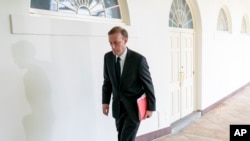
[116,47,127,75]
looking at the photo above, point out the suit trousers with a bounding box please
[115,101,140,141]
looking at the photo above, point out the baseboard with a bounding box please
[135,112,200,141]
[170,111,201,133]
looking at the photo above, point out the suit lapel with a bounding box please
[111,55,120,86]
[120,49,132,85]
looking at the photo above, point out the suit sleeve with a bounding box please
[138,57,156,111]
[102,55,112,104]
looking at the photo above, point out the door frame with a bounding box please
[168,27,197,123]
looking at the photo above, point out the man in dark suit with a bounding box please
[102,26,156,141]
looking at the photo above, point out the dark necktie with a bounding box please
[115,57,121,84]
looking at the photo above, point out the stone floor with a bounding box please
[153,86,250,141]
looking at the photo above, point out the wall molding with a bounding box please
[10,14,124,36]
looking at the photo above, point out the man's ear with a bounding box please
[124,38,128,44]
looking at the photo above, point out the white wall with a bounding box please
[197,0,250,109]
[0,0,250,141]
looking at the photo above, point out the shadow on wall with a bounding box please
[11,41,54,141]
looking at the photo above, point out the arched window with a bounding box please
[169,0,193,29]
[241,17,248,34]
[30,0,121,19]
[217,9,229,32]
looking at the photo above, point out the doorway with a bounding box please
[168,28,195,122]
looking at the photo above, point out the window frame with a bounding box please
[29,0,123,23]
[169,0,193,29]
[216,7,232,33]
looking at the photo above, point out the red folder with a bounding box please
[137,94,147,121]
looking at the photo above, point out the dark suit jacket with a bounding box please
[102,48,156,121]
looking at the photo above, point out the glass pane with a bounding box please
[92,10,105,17]
[89,0,103,10]
[31,0,52,10]
[59,7,76,14]
[169,0,193,29]
[30,0,121,19]
[57,1,77,14]
[104,0,118,8]
[78,7,91,15]
[106,7,121,19]
[241,18,247,33]
[217,9,228,31]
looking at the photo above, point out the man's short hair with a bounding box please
[108,26,128,38]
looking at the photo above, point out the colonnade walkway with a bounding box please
[153,85,250,141]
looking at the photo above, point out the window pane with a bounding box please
[31,0,52,10]
[92,10,105,17]
[169,0,193,29]
[241,18,247,33]
[78,7,91,15]
[217,9,229,32]
[104,0,118,8]
[106,7,121,19]
[30,0,121,19]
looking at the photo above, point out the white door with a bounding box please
[168,28,194,123]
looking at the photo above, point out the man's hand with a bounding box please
[145,110,153,119]
[102,104,109,116]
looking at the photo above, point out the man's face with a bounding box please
[109,32,127,56]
